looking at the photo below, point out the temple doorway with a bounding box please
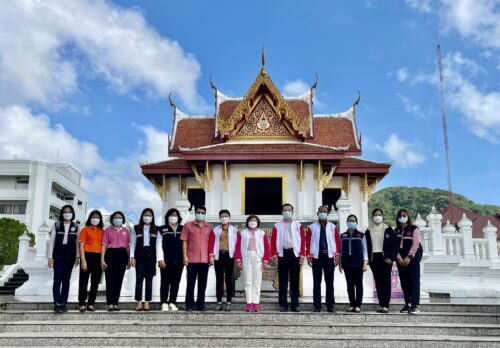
[244,177,283,215]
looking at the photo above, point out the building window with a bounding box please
[16,176,29,184]
[0,204,12,214]
[0,203,26,215]
[77,200,82,206]
[12,204,26,214]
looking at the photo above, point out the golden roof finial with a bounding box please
[311,74,319,91]
[353,90,361,108]
[260,46,267,75]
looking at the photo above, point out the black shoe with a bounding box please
[53,304,61,313]
[400,304,411,313]
[60,305,68,313]
[224,303,231,312]
[327,307,336,314]
[215,302,223,311]
[279,306,288,312]
[409,306,421,314]
[79,305,86,313]
[114,307,120,312]
[381,307,389,314]
[314,308,321,312]
[292,306,300,313]
[86,305,95,312]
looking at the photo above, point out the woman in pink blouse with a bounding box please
[101,211,130,311]
[235,215,270,312]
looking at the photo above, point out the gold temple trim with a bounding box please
[150,175,170,201]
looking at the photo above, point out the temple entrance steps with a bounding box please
[0,302,499,347]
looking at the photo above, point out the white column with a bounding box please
[483,220,498,259]
[458,213,474,259]
[426,206,445,255]
[17,232,31,263]
[35,223,50,262]
[336,191,352,233]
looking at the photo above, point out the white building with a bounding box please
[0,160,88,244]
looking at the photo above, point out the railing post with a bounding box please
[483,220,498,259]
[427,206,445,255]
[458,213,474,259]
[35,223,51,262]
[17,232,31,263]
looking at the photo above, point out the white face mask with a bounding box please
[168,216,178,224]
[143,216,153,224]
[195,213,205,221]
[282,211,293,220]
[220,217,230,224]
[113,218,123,227]
[398,216,408,224]
[90,218,100,226]
[318,212,328,221]
[63,213,72,221]
[248,221,258,229]
[373,215,383,224]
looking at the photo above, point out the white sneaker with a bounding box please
[169,303,178,311]
[161,303,169,312]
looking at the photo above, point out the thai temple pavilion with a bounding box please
[141,55,391,231]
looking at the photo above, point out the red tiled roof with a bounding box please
[218,100,240,121]
[182,143,341,153]
[441,206,500,239]
[339,157,389,167]
[171,118,218,151]
[141,158,192,176]
[311,117,358,149]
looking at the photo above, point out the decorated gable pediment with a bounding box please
[217,67,310,140]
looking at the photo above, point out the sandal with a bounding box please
[143,302,150,312]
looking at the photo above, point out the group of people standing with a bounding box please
[48,203,422,314]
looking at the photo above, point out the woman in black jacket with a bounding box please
[156,208,184,311]
[366,208,397,313]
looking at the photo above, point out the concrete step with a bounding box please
[2,301,500,313]
[0,332,499,347]
[1,320,500,336]
[0,310,499,324]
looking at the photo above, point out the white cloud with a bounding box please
[405,0,434,13]
[0,0,206,110]
[396,67,409,82]
[376,134,426,168]
[282,79,326,110]
[397,93,426,118]
[0,105,165,218]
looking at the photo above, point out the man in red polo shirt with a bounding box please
[181,205,213,311]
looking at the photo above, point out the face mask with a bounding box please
[318,212,328,221]
[248,221,258,229]
[143,216,153,224]
[398,216,408,224]
[373,215,383,224]
[347,221,357,229]
[90,218,100,226]
[220,217,230,224]
[282,211,293,220]
[63,213,72,221]
[113,218,123,227]
[168,216,178,224]
[195,213,205,221]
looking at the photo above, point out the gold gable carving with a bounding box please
[217,69,310,137]
[234,97,294,138]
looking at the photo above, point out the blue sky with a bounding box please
[0,0,499,217]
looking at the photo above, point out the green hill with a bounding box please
[368,186,500,223]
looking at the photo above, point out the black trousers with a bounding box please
[53,259,74,305]
[160,261,184,304]
[278,249,300,308]
[397,258,420,306]
[78,252,102,306]
[344,266,363,307]
[370,253,393,308]
[185,263,209,310]
[312,253,335,310]
[135,253,156,302]
[214,251,234,303]
[104,248,128,305]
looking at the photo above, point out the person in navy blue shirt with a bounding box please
[339,214,368,313]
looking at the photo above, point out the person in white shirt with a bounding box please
[48,204,80,313]
[130,208,158,311]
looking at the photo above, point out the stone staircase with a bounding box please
[0,302,499,347]
[0,269,29,295]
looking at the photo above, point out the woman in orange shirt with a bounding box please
[78,210,105,312]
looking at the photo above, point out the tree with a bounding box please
[0,218,35,267]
